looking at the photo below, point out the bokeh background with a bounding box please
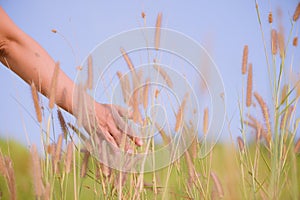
[0,1,299,149]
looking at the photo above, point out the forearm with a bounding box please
[0,7,74,114]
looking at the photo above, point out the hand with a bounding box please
[94,103,143,150]
[73,86,143,152]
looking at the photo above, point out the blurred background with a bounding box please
[0,1,299,149]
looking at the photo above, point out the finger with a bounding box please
[106,119,133,152]
[111,107,143,146]
[113,105,133,119]
[96,126,118,148]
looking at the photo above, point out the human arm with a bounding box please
[0,7,142,148]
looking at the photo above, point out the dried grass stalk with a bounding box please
[155,13,162,50]
[293,3,300,22]
[49,62,60,109]
[46,144,55,156]
[246,63,253,107]
[143,78,150,110]
[117,71,131,105]
[246,115,268,141]
[203,108,209,135]
[80,150,90,178]
[154,89,160,98]
[31,82,42,122]
[271,29,278,55]
[101,141,111,177]
[278,32,285,58]
[268,12,273,23]
[184,151,196,185]
[175,93,189,132]
[153,59,173,88]
[155,123,171,144]
[237,136,245,151]
[67,122,88,141]
[0,154,5,176]
[132,87,142,123]
[6,157,16,200]
[65,143,73,174]
[53,134,63,174]
[294,138,300,153]
[30,144,44,198]
[86,55,93,90]
[293,37,298,47]
[74,84,84,127]
[43,183,51,200]
[254,92,272,143]
[280,106,294,131]
[280,84,288,104]
[189,137,197,160]
[57,109,67,138]
[0,155,16,200]
[120,47,134,71]
[242,45,248,75]
[211,171,224,198]
[297,81,300,98]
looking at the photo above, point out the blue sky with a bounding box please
[0,1,299,148]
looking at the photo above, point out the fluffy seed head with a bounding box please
[293,3,300,22]
[237,136,245,151]
[155,12,162,50]
[280,84,288,104]
[117,71,131,105]
[44,183,51,200]
[30,145,44,197]
[211,172,224,198]
[143,78,150,110]
[65,143,73,174]
[0,155,6,176]
[271,29,278,55]
[184,151,196,185]
[154,89,160,98]
[246,63,253,107]
[31,82,42,123]
[86,55,93,90]
[0,155,16,200]
[268,12,273,23]
[120,47,134,71]
[57,110,67,138]
[203,108,209,135]
[153,59,173,88]
[155,123,171,145]
[53,134,63,174]
[242,45,248,74]
[80,150,90,178]
[297,81,300,98]
[280,106,294,131]
[294,138,300,153]
[278,32,285,58]
[49,62,60,109]
[175,93,189,132]
[254,92,271,144]
[293,37,298,47]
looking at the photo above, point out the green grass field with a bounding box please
[0,139,299,199]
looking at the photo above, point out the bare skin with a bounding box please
[0,7,142,149]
